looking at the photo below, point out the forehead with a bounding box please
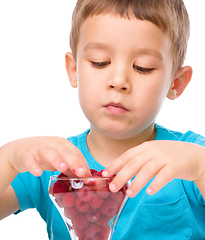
[77,14,172,61]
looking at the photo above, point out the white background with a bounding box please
[0,0,205,239]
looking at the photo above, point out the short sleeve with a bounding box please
[11,173,35,213]
[11,171,59,217]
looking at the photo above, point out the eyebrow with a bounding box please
[135,49,164,61]
[83,42,163,61]
[83,42,112,52]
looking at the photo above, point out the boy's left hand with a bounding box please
[103,141,205,198]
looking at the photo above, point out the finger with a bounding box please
[108,155,148,193]
[103,148,138,177]
[61,141,91,177]
[23,153,43,177]
[127,160,165,197]
[146,167,174,195]
[37,145,69,172]
[61,168,77,178]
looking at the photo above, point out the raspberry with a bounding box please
[50,181,68,195]
[100,225,111,240]
[89,194,103,209]
[89,178,104,191]
[86,208,100,222]
[100,198,118,218]
[97,215,110,227]
[74,227,85,238]
[62,192,76,207]
[72,214,89,229]
[64,206,78,219]
[78,186,94,202]
[85,223,100,238]
[110,191,124,203]
[58,173,67,178]
[121,185,128,195]
[75,198,90,212]
[90,169,98,176]
[91,233,101,240]
[96,185,109,198]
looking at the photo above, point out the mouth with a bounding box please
[103,102,129,115]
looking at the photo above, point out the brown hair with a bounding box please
[70,0,190,73]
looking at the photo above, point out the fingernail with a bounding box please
[102,170,108,177]
[59,162,67,168]
[34,168,42,176]
[126,189,133,197]
[109,183,117,191]
[146,187,153,195]
[77,167,85,174]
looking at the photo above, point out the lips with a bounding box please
[103,102,128,115]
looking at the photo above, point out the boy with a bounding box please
[1,0,205,239]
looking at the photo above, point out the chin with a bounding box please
[101,126,137,140]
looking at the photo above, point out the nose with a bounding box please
[107,64,131,93]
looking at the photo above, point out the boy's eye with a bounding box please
[91,61,110,69]
[133,65,155,74]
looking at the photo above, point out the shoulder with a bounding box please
[155,123,205,146]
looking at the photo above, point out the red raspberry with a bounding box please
[91,233,101,240]
[97,215,110,227]
[89,178,104,191]
[110,191,124,203]
[64,206,78,219]
[74,227,85,238]
[85,223,100,238]
[56,173,72,190]
[90,194,103,209]
[63,180,72,189]
[96,185,109,198]
[100,198,118,218]
[75,198,90,212]
[86,208,100,222]
[72,214,89,229]
[62,192,76,207]
[50,181,68,195]
[121,184,128,195]
[100,225,111,240]
[90,169,98,176]
[78,186,94,202]
[58,173,67,178]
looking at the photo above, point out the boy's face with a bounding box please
[72,15,174,139]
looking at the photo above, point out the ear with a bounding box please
[65,52,77,88]
[167,66,193,100]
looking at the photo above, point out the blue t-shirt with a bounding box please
[11,124,205,239]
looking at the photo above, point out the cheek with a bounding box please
[77,77,99,119]
[136,76,170,116]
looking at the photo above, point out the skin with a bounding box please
[0,14,205,220]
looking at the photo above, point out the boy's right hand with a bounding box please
[5,136,91,177]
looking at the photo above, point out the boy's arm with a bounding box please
[0,143,18,197]
[0,136,91,219]
[0,144,20,220]
[0,185,20,220]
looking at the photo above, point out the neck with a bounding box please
[86,123,156,167]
